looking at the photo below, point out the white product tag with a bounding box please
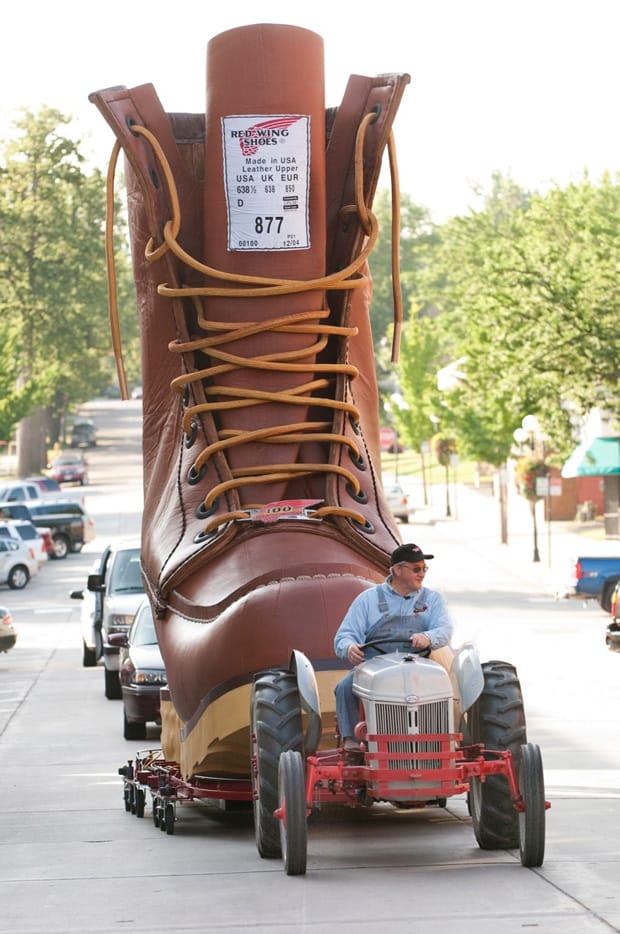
[222,114,310,252]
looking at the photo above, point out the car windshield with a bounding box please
[108,549,143,593]
[132,608,157,646]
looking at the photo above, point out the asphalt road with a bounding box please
[2,398,620,933]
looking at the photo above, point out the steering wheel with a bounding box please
[360,635,430,657]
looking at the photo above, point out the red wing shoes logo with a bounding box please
[234,116,302,156]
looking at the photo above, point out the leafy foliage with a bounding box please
[412,171,620,465]
[0,107,138,449]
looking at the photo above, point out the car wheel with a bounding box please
[51,534,70,560]
[105,666,122,700]
[8,565,29,590]
[82,640,97,668]
[123,710,147,741]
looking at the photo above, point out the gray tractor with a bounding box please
[250,638,548,875]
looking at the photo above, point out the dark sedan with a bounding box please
[109,598,166,740]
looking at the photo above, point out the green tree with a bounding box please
[370,190,438,348]
[0,107,137,469]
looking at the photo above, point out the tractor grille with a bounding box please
[374,699,450,769]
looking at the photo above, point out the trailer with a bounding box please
[118,749,253,835]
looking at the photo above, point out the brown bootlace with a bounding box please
[104,113,403,533]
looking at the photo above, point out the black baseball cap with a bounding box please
[391,543,434,565]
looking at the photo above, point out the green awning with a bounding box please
[561,436,620,478]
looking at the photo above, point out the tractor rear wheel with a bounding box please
[467,660,526,849]
[250,670,303,859]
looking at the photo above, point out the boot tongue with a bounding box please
[202,25,327,501]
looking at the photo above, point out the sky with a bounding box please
[2,0,620,221]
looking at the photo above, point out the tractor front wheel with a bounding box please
[518,742,546,866]
[250,669,303,859]
[278,749,308,876]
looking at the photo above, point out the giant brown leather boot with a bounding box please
[90,24,409,780]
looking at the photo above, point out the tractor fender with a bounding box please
[289,650,322,755]
[450,642,485,714]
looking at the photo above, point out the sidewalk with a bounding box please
[403,479,619,599]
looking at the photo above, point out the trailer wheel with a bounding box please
[135,788,145,819]
[152,797,160,827]
[467,660,526,850]
[278,750,307,876]
[123,784,132,813]
[518,743,546,867]
[250,669,303,859]
[164,803,175,835]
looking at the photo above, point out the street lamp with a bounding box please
[430,414,452,518]
[513,415,550,564]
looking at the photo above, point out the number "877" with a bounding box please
[255,216,284,234]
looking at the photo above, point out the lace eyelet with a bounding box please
[348,414,361,434]
[352,517,374,533]
[188,463,206,485]
[348,448,366,471]
[194,528,218,544]
[196,498,219,520]
[185,421,197,448]
[346,483,368,504]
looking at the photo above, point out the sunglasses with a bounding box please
[401,564,428,574]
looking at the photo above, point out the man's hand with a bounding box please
[346,643,364,665]
[411,632,431,650]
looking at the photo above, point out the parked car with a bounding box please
[2,500,96,559]
[0,538,38,589]
[69,419,97,448]
[48,452,89,486]
[130,385,143,400]
[26,475,63,495]
[566,555,620,612]
[384,483,411,523]
[0,519,49,567]
[79,539,144,698]
[109,598,166,740]
[0,606,17,652]
[0,481,44,504]
[71,554,105,667]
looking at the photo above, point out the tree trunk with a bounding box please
[16,407,48,476]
